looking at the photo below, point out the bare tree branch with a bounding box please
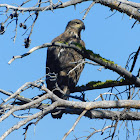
[65,108,140,120]
[60,99,140,110]
[0,0,140,22]
[1,83,140,120]
[98,0,140,21]
[8,43,52,64]
[0,82,35,106]
[0,90,49,123]
[0,101,59,140]
[72,80,133,93]
[8,42,140,86]
[0,89,32,104]
[82,1,96,20]
[1,87,140,121]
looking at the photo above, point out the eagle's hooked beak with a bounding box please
[81,24,85,31]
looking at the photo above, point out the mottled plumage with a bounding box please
[46,19,85,118]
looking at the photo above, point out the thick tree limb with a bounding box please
[64,108,140,120]
[2,82,139,110]
[59,99,140,110]
[8,42,140,86]
[97,0,140,21]
[2,82,139,111]
[1,89,140,120]
[1,85,140,120]
[1,0,140,21]
[72,80,133,93]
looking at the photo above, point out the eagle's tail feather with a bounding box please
[51,109,63,119]
[51,88,69,119]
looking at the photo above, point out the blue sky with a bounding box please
[0,0,140,140]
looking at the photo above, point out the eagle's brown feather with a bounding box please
[46,19,85,118]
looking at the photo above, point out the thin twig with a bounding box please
[68,59,84,75]
[86,125,114,140]
[23,122,35,140]
[8,43,52,64]
[93,92,120,102]
[105,10,117,19]
[82,1,96,20]
[28,11,39,40]
[12,113,29,118]
[131,20,137,29]
[13,15,18,43]
[111,119,119,140]
[0,82,34,106]
[0,90,49,123]
[63,110,87,140]
[130,46,140,72]
[20,0,31,7]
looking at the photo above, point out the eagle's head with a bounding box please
[65,19,85,38]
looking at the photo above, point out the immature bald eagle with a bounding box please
[46,19,85,118]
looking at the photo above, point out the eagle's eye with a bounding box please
[75,22,80,24]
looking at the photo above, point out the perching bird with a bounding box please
[46,19,85,119]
